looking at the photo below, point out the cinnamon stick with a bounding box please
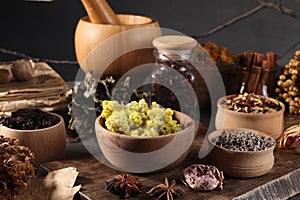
[246,65,262,93]
[239,51,254,93]
[256,52,278,96]
[256,60,270,95]
[246,52,262,93]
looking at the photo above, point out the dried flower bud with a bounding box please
[0,67,13,84]
[12,59,35,81]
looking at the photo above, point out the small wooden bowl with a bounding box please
[95,110,195,173]
[205,128,276,178]
[0,113,66,167]
[215,94,285,139]
[74,14,161,79]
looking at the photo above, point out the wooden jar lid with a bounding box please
[152,35,197,50]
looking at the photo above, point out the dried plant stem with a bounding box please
[279,39,300,59]
[0,47,78,65]
[191,4,266,38]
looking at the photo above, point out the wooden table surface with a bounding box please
[42,114,300,200]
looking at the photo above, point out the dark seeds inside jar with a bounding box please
[213,131,275,151]
[0,109,59,130]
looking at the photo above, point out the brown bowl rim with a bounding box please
[217,94,285,117]
[96,111,195,140]
[80,14,158,27]
[0,112,64,133]
[207,128,276,154]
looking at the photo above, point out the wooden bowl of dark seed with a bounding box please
[0,109,66,167]
[215,93,285,139]
[205,128,276,178]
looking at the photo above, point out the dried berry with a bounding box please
[146,177,184,200]
[276,50,300,114]
[0,109,58,130]
[182,164,223,191]
[0,135,35,199]
[213,130,275,151]
[12,59,34,81]
[105,174,142,198]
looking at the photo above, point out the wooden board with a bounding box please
[42,116,300,200]
[0,61,68,112]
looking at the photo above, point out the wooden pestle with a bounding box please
[81,0,121,24]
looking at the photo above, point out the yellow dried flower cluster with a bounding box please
[101,99,182,136]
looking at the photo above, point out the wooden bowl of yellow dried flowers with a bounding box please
[95,99,196,173]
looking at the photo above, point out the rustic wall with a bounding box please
[0,0,299,81]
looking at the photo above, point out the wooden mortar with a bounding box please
[74,14,161,79]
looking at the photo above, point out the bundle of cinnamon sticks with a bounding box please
[238,51,278,96]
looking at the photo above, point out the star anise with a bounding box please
[146,177,184,200]
[105,173,142,199]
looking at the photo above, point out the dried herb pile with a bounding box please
[201,41,237,64]
[226,93,281,114]
[213,131,275,151]
[0,136,35,199]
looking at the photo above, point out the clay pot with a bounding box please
[0,113,66,167]
[95,110,195,173]
[215,95,285,139]
[205,128,275,178]
[74,14,161,79]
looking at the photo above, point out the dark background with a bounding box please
[0,0,299,81]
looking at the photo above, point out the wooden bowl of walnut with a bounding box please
[95,110,195,173]
[205,128,276,178]
[215,94,285,139]
[0,112,66,167]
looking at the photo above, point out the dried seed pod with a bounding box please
[0,67,13,84]
[0,136,35,199]
[12,59,35,81]
[105,174,142,198]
